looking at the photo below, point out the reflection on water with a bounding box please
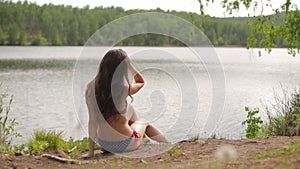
[0,59,75,70]
[0,46,299,144]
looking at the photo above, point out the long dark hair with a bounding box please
[95,49,132,122]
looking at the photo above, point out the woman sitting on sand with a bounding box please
[85,49,169,157]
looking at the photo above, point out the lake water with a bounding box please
[0,46,299,144]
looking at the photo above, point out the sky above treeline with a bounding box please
[11,0,300,17]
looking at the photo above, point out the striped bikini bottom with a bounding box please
[96,131,140,153]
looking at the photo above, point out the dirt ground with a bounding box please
[1,136,300,169]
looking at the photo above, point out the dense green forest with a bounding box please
[0,0,266,46]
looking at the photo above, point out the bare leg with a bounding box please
[130,120,148,137]
[127,105,168,143]
[126,120,148,151]
[131,120,169,143]
[145,124,169,143]
[127,120,169,151]
[127,104,148,139]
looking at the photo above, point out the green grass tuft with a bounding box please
[62,137,93,157]
[26,130,99,157]
[0,88,21,153]
[252,141,300,159]
[168,145,184,159]
[28,130,64,155]
[261,86,300,136]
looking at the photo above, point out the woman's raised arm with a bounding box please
[128,62,144,95]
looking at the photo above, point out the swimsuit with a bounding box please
[96,101,140,153]
[96,130,140,153]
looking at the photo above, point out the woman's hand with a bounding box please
[129,62,144,83]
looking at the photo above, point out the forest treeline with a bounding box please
[0,1,267,46]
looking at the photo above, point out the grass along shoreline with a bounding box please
[1,136,300,169]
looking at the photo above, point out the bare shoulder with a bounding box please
[85,79,95,97]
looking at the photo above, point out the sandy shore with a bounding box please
[1,136,300,169]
